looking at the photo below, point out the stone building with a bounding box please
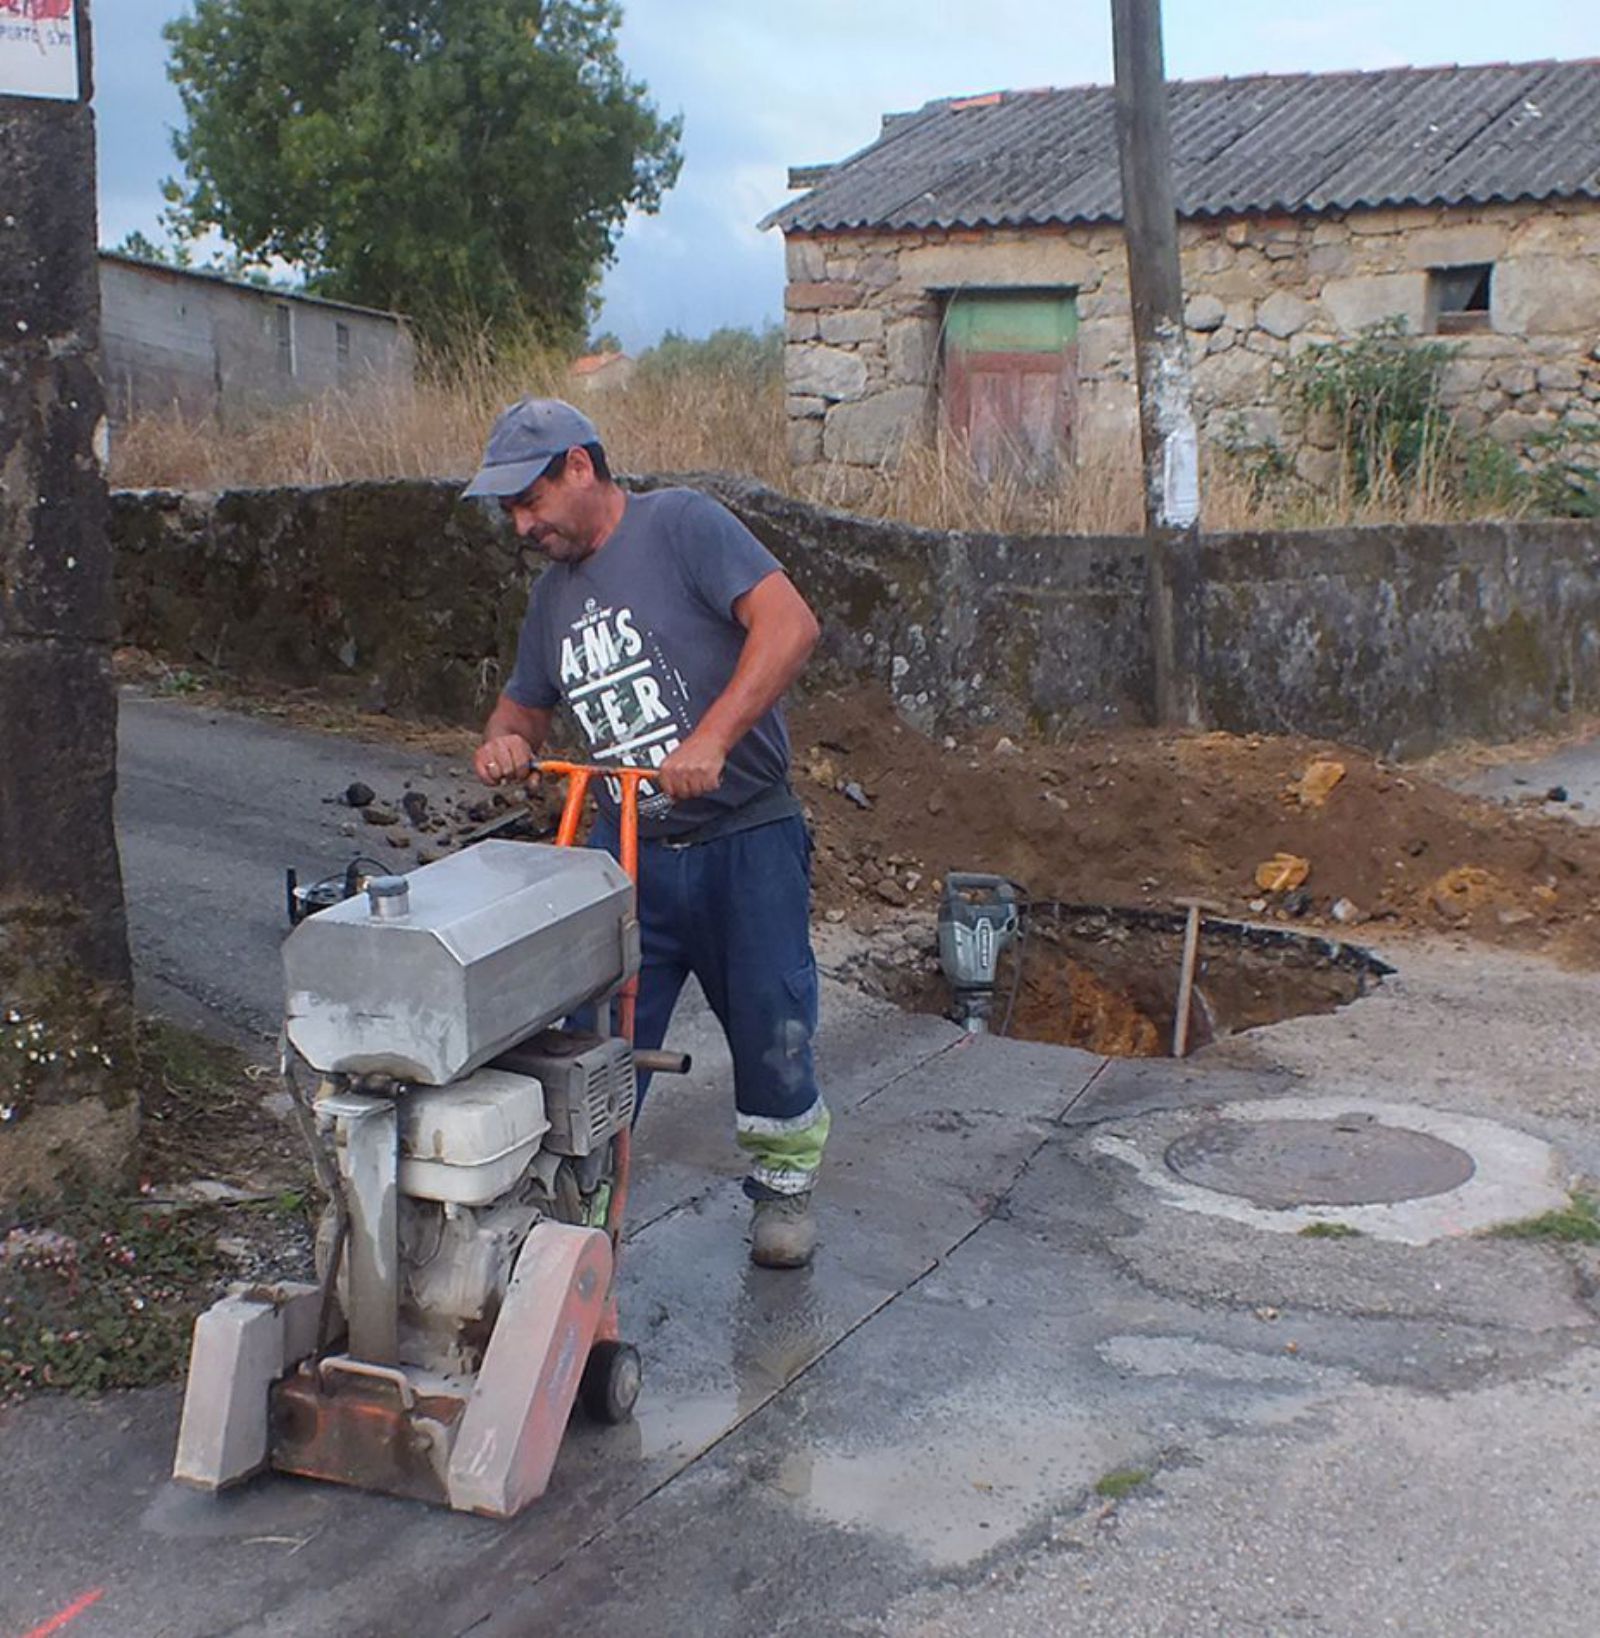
[99,253,416,427]
[762,59,1600,500]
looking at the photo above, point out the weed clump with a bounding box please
[1492,1192,1600,1245]
[1093,1466,1151,1500]
[0,1193,225,1402]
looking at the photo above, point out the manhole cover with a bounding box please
[1164,1116,1476,1208]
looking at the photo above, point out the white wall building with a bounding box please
[100,254,416,426]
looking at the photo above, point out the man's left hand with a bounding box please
[658,734,727,800]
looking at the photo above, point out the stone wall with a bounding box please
[111,478,1600,759]
[113,482,527,721]
[2,1,140,1210]
[782,198,1600,501]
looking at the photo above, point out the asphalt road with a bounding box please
[1444,732,1600,826]
[2,694,1596,1638]
[115,691,486,1044]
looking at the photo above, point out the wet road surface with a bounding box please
[3,695,1597,1637]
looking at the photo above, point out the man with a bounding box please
[463,398,828,1268]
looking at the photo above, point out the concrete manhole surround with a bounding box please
[1094,1096,1570,1245]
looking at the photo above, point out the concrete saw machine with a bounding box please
[174,767,669,1518]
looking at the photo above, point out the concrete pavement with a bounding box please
[1,693,1596,1637]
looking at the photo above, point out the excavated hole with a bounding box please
[838,903,1392,1058]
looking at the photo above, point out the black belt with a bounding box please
[653,783,803,849]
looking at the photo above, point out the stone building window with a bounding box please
[1428,264,1492,334]
[335,321,351,384]
[940,289,1079,480]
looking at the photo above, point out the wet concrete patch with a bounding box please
[877,1351,1600,1638]
[447,1212,1432,1637]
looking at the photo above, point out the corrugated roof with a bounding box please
[99,252,407,322]
[763,59,1600,234]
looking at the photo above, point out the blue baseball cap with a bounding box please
[462,397,601,499]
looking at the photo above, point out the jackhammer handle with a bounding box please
[944,871,1020,900]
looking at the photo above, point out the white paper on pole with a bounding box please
[1162,419,1201,529]
[1,0,79,102]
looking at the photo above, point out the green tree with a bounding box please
[1287,318,1460,499]
[110,228,193,268]
[162,0,681,344]
[635,324,784,385]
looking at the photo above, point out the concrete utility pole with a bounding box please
[1111,0,1203,726]
[0,0,137,1207]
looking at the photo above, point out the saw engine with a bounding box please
[174,839,662,1517]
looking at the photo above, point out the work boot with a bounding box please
[750,1192,816,1269]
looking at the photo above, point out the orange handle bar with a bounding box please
[534,759,654,883]
[534,759,654,1250]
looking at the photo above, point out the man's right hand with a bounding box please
[475,733,536,787]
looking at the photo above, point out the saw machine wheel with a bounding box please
[580,1340,642,1425]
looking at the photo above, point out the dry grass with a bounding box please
[110,335,790,494]
[110,347,1535,536]
[808,429,1148,534]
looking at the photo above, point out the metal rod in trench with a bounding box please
[1172,901,1203,1057]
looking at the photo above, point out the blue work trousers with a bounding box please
[587,814,829,1196]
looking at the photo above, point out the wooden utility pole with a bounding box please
[1,0,137,1207]
[1111,0,1203,725]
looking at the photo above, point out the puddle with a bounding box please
[773,1405,1125,1566]
[838,903,1392,1057]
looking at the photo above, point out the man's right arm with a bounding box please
[475,694,552,787]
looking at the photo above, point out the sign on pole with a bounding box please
[1,0,78,102]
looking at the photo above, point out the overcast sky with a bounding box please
[94,2,1596,352]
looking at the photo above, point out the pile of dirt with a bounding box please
[789,690,1600,967]
[120,652,1600,967]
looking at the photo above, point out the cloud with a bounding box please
[92,0,1594,348]
[93,0,186,244]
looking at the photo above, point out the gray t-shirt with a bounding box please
[505,486,794,836]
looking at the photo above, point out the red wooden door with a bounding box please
[943,292,1079,481]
